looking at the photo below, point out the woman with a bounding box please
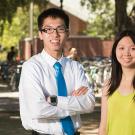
[98,30,135,135]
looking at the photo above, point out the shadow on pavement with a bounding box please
[0,79,101,135]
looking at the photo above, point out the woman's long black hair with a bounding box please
[108,30,135,98]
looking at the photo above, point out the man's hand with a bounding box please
[72,86,88,96]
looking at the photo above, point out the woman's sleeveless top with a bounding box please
[107,90,135,135]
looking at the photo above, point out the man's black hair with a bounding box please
[38,8,69,30]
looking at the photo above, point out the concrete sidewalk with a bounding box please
[0,81,100,135]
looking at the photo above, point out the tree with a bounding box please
[81,0,115,39]
[0,0,48,48]
[0,0,27,35]
[0,0,48,36]
[81,0,135,39]
[115,0,135,33]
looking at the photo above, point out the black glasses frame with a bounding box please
[40,26,68,34]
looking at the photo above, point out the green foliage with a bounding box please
[0,0,48,49]
[84,15,115,39]
[81,0,135,38]
[0,8,29,48]
[0,51,7,61]
[0,0,28,35]
[81,0,110,12]
[81,0,115,39]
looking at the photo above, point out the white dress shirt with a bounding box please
[19,50,95,135]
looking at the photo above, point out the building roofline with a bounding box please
[49,0,89,22]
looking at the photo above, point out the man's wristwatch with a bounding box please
[50,95,57,106]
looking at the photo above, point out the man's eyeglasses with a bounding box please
[41,26,68,34]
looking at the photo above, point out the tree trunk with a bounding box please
[115,0,130,34]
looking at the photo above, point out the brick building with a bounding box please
[18,0,113,60]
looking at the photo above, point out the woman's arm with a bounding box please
[98,81,109,135]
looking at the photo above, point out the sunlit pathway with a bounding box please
[79,99,100,135]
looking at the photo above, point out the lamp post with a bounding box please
[29,0,33,39]
[60,0,63,9]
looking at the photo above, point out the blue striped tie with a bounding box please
[53,62,75,135]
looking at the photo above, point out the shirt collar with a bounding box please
[41,49,66,68]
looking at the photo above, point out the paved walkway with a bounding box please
[0,80,101,135]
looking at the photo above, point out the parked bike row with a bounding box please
[81,57,112,93]
[0,60,24,91]
[0,57,111,93]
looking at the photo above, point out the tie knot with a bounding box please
[53,62,62,70]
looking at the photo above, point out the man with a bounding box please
[19,8,95,135]
[7,46,16,63]
[67,47,80,61]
